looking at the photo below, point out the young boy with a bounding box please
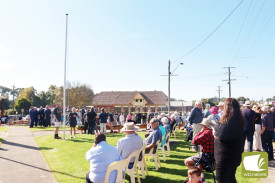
[185,167,203,183]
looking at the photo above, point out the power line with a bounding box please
[236,0,266,56]
[246,11,275,55]
[231,0,254,54]
[172,0,245,63]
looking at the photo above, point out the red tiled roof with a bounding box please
[92,91,167,106]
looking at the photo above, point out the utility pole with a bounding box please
[161,61,183,113]
[216,86,222,102]
[223,67,236,98]
[168,60,171,112]
[12,85,15,115]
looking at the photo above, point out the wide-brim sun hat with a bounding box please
[243,101,251,107]
[122,122,139,131]
[217,102,224,107]
[198,118,216,129]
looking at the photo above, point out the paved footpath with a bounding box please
[0,126,57,183]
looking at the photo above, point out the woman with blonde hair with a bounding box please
[69,107,78,138]
[253,106,262,151]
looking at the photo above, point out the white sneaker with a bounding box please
[74,136,76,138]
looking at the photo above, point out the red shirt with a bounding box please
[192,128,214,153]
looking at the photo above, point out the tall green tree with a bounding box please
[14,97,31,115]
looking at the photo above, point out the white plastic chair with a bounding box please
[164,132,171,156]
[145,141,161,170]
[158,135,167,161]
[170,123,177,138]
[137,143,148,179]
[124,149,141,183]
[104,159,128,183]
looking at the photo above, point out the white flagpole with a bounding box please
[63,14,69,140]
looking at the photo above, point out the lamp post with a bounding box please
[161,61,183,112]
[63,14,69,140]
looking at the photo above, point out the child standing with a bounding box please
[69,107,78,138]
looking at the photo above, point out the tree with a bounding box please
[236,96,246,103]
[16,87,36,104]
[14,97,31,115]
[201,98,215,108]
[55,81,94,108]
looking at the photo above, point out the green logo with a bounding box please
[242,152,268,178]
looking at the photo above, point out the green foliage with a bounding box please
[4,109,13,115]
[14,97,31,114]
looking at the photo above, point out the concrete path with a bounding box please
[0,126,56,183]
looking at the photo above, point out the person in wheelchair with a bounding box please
[185,118,215,182]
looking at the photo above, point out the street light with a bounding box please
[161,61,184,112]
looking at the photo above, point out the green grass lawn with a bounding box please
[0,127,9,132]
[35,131,260,183]
[30,126,71,131]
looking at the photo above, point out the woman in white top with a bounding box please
[119,113,125,125]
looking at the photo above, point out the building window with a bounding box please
[136,99,138,102]
[140,99,142,102]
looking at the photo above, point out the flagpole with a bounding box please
[63,14,69,140]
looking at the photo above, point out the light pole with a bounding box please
[63,14,69,140]
[161,61,183,112]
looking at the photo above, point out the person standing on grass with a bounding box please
[99,108,108,133]
[119,112,125,125]
[44,105,51,127]
[87,107,97,135]
[214,98,244,183]
[85,133,121,183]
[261,106,274,161]
[53,102,62,139]
[242,101,255,152]
[69,107,78,138]
[188,100,204,152]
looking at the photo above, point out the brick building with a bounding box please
[92,91,167,113]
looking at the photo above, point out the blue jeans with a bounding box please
[261,130,274,160]
[243,131,254,152]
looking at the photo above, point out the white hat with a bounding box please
[217,102,224,107]
[198,118,216,129]
[261,106,268,113]
[243,101,251,107]
[122,122,139,131]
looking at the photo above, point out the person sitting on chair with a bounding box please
[184,118,215,182]
[117,122,143,169]
[85,133,121,183]
[144,118,162,153]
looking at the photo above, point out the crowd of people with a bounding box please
[26,99,275,183]
[185,99,275,183]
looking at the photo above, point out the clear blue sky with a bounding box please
[0,0,274,101]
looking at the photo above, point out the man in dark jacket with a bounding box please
[188,100,204,151]
[38,106,45,127]
[29,106,34,128]
[81,106,87,125]
[87,107,97,134]
[242,101,255,152]
[44,105,51,127]
[33,107,39,127]
[99,108,108,133]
